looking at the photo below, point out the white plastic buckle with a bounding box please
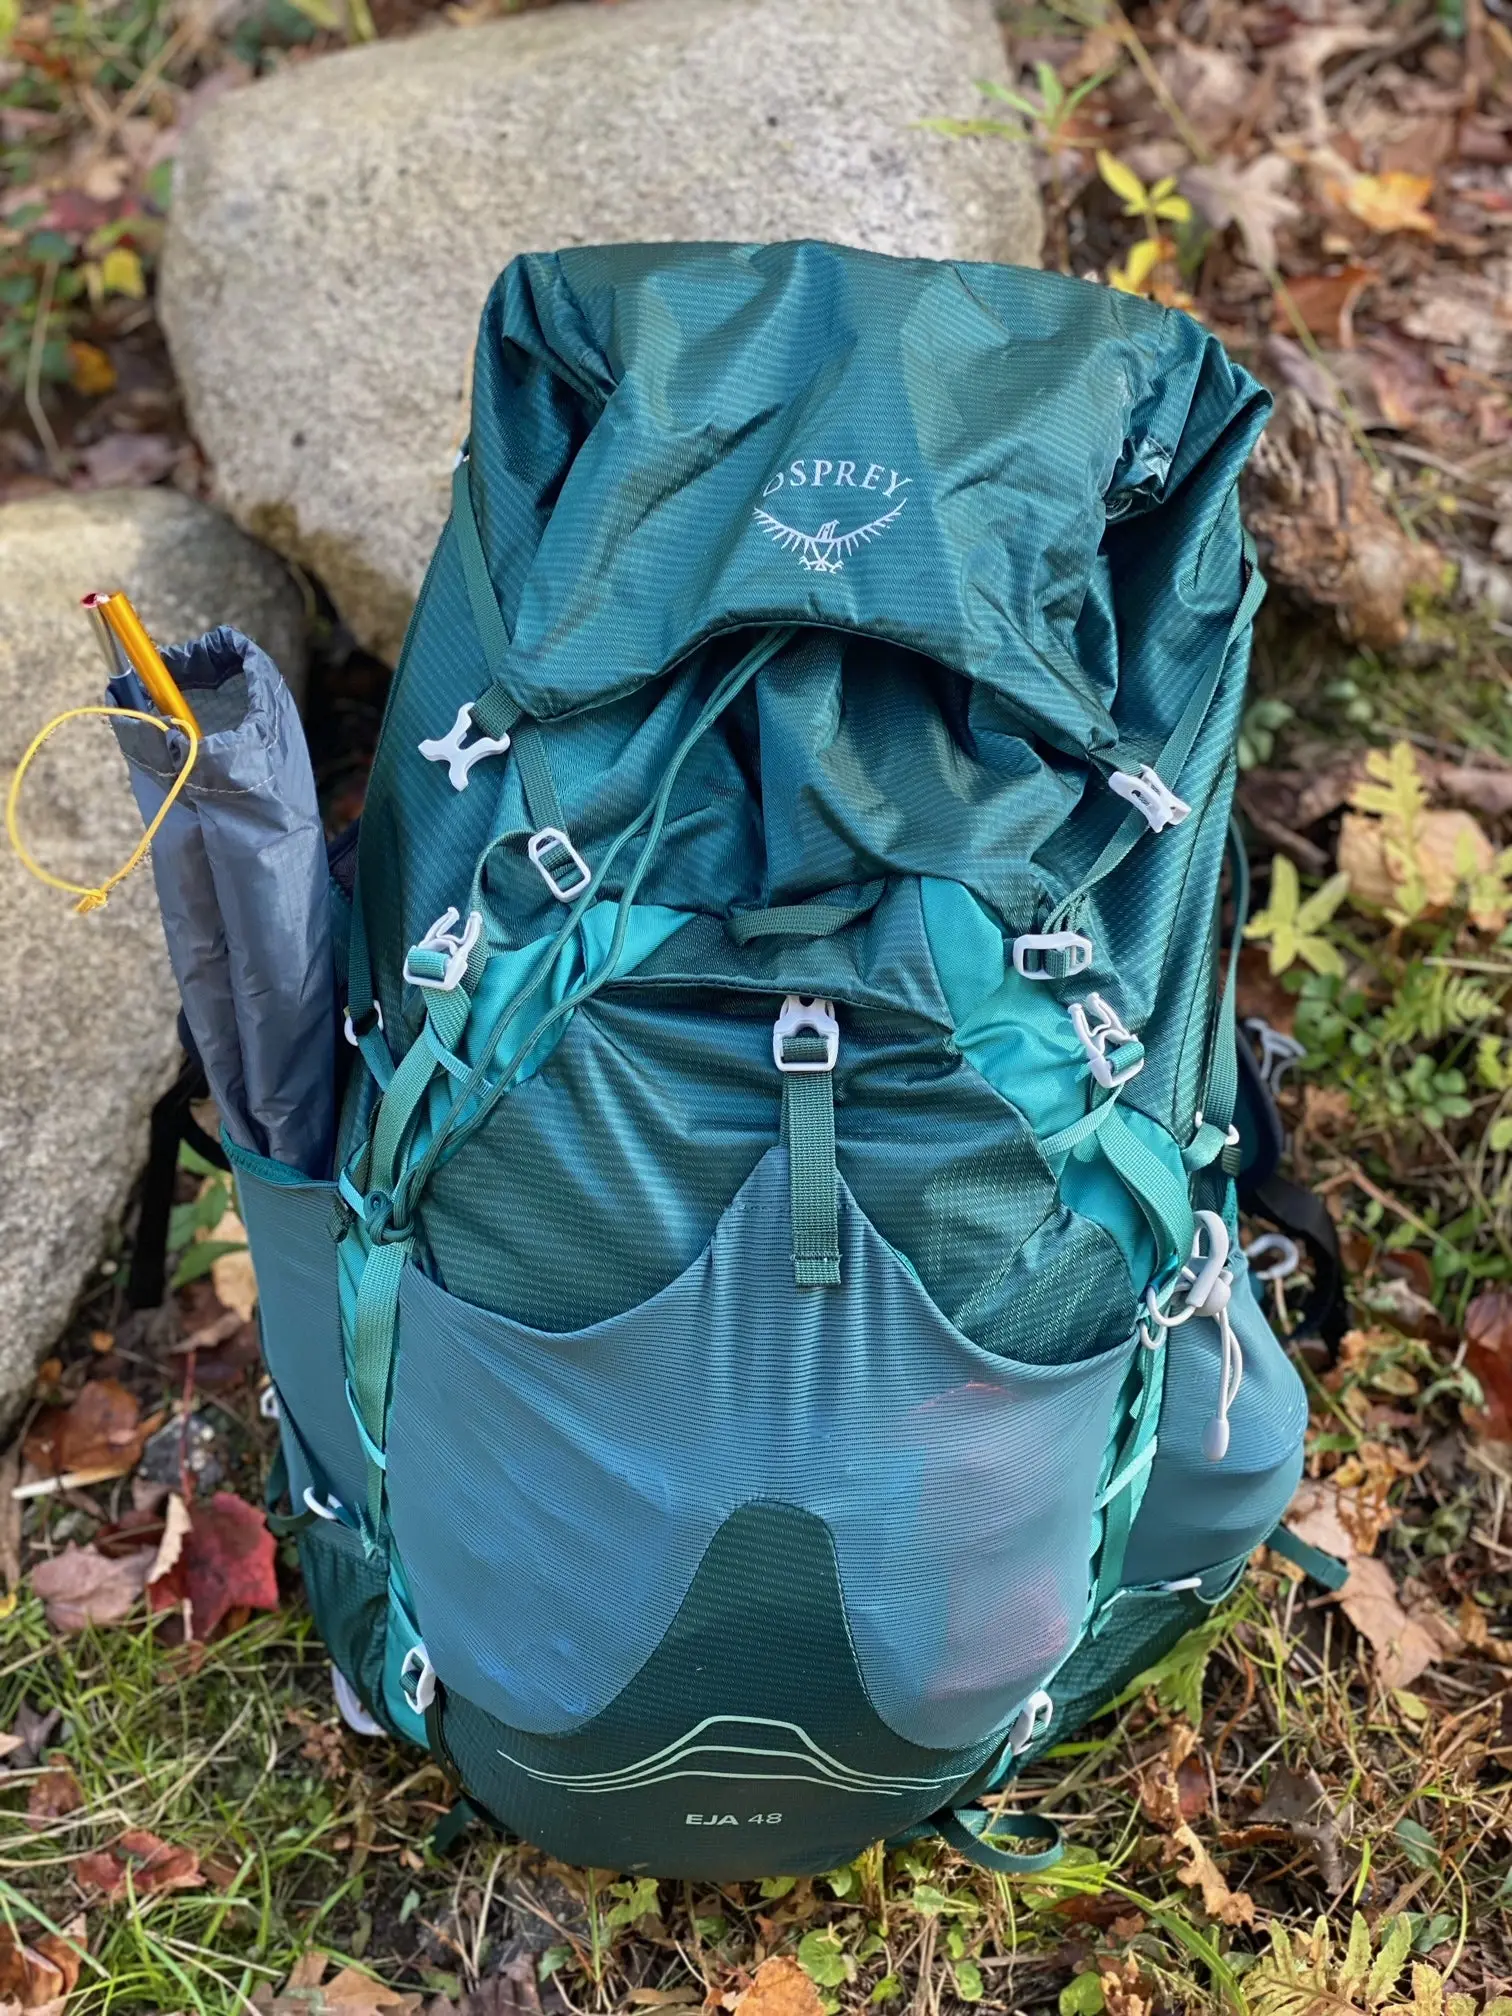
[528,826,593,903]
[302,1487,342,1522]
[400,1644,437,1715]
[1142,1209,1233,1344]
[402,907,483,993]
[1013,931,1093,981]
[258,1385,281,1421]
[418,701,512,792]
[1010,1689,1054,1755]
[342,1000,384,1048]
[1243,1016,1306,1094]
[1109,764,1191,834]
[1068,993,1145,1090]
[773,996,839,1073]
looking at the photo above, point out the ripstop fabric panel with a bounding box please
[386,1149,1140,1751]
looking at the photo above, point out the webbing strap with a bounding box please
[369,981,472,1199]
[1048,545,1264,932]
[344,890,394,1090]
[449,458,565,834]
[728,887,883,944]
[781,1034,840,1288]
[1266,1521,1350,1591]
[1090,1344,1165,1614]
[350,1234,412,1531]
[1195,821,1250,1195]
[1097,1106,1195,1274]
[934,1807,1063,1875]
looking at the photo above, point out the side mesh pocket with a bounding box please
[227,1140,367,1518]
[296,1517,394,1734]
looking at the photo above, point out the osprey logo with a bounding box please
[754,457,911,573]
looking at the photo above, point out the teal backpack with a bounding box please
[234,240,1322,1880]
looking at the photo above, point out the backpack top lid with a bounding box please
[464,240,1270,760]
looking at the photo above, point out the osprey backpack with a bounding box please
[234,239,1322,1881]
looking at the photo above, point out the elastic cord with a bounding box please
[6,705,201,913]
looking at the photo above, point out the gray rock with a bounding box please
[162,0,1041,663]
[0,487,306,1431]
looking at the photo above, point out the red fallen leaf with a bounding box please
[148,1492,279,1641]
[23,1379,146,1479]
[73,1828,203,1899]
[1464,1290,1512,1442]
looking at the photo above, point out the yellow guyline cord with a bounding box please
[6,705,201,914]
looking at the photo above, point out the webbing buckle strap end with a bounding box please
[1069,993,1145,1090]
[417,701,512,792]
[527,826,593,903]
[1013,930,1093,981]
[773,995,839,1073]
[402,907,483,993]
[1109,764,1191,834]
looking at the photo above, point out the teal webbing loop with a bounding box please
[1047,545,1265,933]
[1090,1341,1166,1613]
[345,882,395,1091]
[402,628,797,1213]
[780,1032,841,1288]
[369,977,473,1200]
[350,1234,411,1530]
[1097,1106,1196,1273]
[1266,1521,1350,1591]
[1182,1118,1231,1172]
[1037,1092,1123,1160]
[264,1439,316,1539]
[1196,819,1251,1174]
[935,1807,1063,1875]
[449,457,565,835]
[727,885,884,944]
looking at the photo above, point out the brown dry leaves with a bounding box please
[1464,1289,1512,1443]
[29,1544,154,1634]
[72,1829,203,1901]
[253,1954,422,2016]
[732,1958,824,2016]
[1140,1725,1256,1927]
[0,1915,86,2015]
[21,1381,151,1484]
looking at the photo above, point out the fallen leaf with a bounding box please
[97,244,144,297]
[1337,808,1499,923]
[1403,268,1511,375]
[147,1491,278,1641]
[75,432,178,489]
[1340,1556,1459,1690]
[30,1544,153,1634]
[147,1495,192,1585]
[1278,265,1374,347]
[256,1955,423,2015]
[1138,1722,1208,1829]
[1464,1289,1512,1442]
[1330,170,1436,235]
[1185,154,1299,271]
[1283,1480,1356,1562]
[1099,1954,1155,2016]
[208,1212,256,1324]
[66,342,114,397]
[0,1914,86,2011]
[23,1380,145,1480]
[26,1764,83,1829]
[1168,1822,1256,1926]
[734,1958,824,2016]
[72,1828,203,1900]
[1250,1764,1344,1888]
[4,1706,61,1772]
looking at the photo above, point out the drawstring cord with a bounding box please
[6,705,201,913]
[1138,1208,1242,1463]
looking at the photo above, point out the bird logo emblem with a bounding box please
[752,496,908,573]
